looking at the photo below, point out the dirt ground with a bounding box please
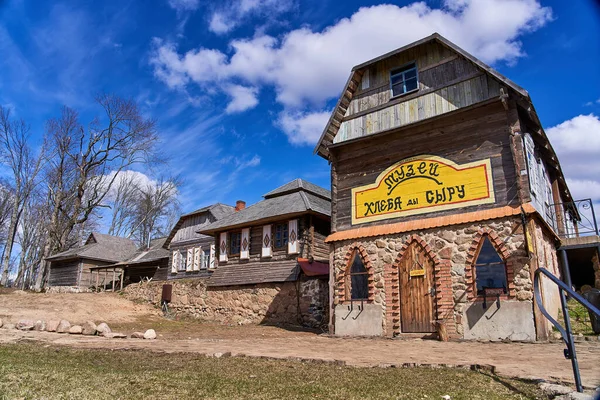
[1,290,599,390]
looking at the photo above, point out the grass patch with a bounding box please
[556,299,596,336]
[0,343,545,399]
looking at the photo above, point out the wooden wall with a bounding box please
[126,258,169,283]
[336,41,502,143]
[172,213,213,244]
[48,260,80,287]
[331,101,517,231]
[169,236,215,280]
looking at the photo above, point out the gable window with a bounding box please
[390,63,418,97]
[229,231,242,255]
[474,237,508,295]
[178,250,187,272]
[346,251,369,300]
[274,223,288,249]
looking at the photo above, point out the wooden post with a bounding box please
[95,270,99,290]
[112,268,116,292]
[103,270,107,292]
[120,268,124,291]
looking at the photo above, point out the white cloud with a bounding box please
[224,84,259,113]
[278,110,331,146]
[209,12,234,35]
[168,0,200,12]
[207,0,295,35]
[152,0,553,144]
[546,114,600,184]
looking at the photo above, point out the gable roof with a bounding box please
[313,32,573,204]
[112,237,170,266]
[198,179,331,235]
[46,232,138,263]
[163,203,236,247]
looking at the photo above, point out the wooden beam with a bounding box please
[95,270,99,290]
[120,268,124,291]
[112,269,116,292]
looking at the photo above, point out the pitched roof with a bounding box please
[46,232,138,263]
[312,32,574,204]
[164,203,236,247]
[117,237,170,266]
[207,260,300,287]
[198,179,331,235]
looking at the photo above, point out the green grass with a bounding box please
[0,343,546,400]
[556,299,597,336]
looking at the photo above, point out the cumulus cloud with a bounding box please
[152,0,553,145]
[209,12,233,35]
[278,110,331,146]
[224,84,259,113]
[546,114,600,184]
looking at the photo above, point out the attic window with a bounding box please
[390,63,418,97]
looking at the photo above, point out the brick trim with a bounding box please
[465,228,515,301]
[337,243,375,303]
[384,234,455,337]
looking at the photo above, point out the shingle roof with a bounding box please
[207,260,300,287]
[119,237,170,265]
[198,179,331,235]
[46,232,138,263]
[264,178,331,200]
[164,203,236,247]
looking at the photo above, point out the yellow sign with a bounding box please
[409,269,425,277]
[352,155,495,224]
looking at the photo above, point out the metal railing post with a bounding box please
[558,288,582,392]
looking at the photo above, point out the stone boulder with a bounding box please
[69,325,83,334]
[46,320,60,332]
[96,322,111,336]
[130,332,145,339]
[56,320,71,333]
[81,321,97,336]
[34,320,46,331]
[104,332,127,339]
[143,329,157,340]
[16,320,35,331]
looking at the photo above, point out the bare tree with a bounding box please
[107,172,142,237]
[35,94,159,289]
[0,107,46,286]
[14,197,47,289]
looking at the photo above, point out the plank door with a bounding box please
[399,243,436,333]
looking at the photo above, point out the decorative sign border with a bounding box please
[351,155,495,225]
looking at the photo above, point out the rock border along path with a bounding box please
[0,329,598,389]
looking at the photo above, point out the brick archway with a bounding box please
[465,228,515,300]
[384,234,454,337]
[336,243,375,303]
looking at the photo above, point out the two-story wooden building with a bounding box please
[315,33,577,341]
[198,179,331,327]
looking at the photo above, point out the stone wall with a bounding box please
[46,286,92,293]
[124,277,328,328]
[331,216,535,339]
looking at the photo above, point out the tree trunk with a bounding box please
[0,204,20,286]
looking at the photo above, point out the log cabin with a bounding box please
[314,33,593,341]
[198,179,331,327]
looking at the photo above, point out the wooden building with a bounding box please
[46,232,137,290]
[164,203,236,279]
[315,33,580,341]
[198,179,331,327]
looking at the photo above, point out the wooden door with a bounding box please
[399,243,436,333]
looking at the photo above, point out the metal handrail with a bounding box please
[533,267,600,392]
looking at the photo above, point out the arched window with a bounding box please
[346,251,369,300]
[474,237,508,295]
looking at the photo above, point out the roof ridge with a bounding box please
[299,190,311,211]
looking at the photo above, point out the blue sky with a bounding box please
[1,0,599,215]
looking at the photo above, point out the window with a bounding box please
[274,223,288,249]
[346,252,369,300]
[202,249,210,269]
[178,250,187,272]
[474,237,508,295]
[229,231,241,255]
[390,63,418,97]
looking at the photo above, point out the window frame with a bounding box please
[473,236,509,296]
[345,250,370,301]
[178,250,187,272]
[228,231,242,256]
[389,62,419,98]
[201,248,210,270]
[273,223,289,250]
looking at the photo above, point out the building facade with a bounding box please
[315,34,576,341]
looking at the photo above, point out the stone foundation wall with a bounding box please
[331,216,534,339]
[124,277,328,328]
[46,286,92,293]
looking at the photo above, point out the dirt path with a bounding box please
[1,329,598,389]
